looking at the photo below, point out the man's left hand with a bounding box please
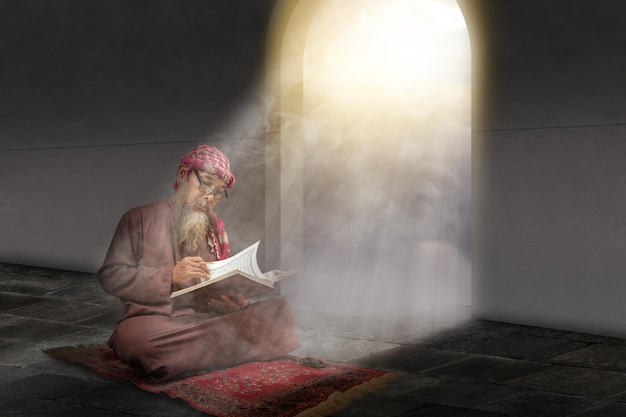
[208,293,249,314]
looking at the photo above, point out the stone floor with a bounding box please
[2,264,626,416]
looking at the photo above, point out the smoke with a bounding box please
[276,0,470,325]
[287,111,471,324]
[210,0,471,326]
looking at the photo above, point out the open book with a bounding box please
[170,241,296,300]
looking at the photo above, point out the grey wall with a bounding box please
[0,0,276,272]
[466,0,626,337]
[5,0,626,338]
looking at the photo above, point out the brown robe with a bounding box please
[97,197,300,381]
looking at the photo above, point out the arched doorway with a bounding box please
[266,0,471,324]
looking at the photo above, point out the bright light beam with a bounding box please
[303,0,470,141]
[274,0,472,324]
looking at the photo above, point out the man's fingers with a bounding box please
[205,294,249,313]
[236,294,248,307]
[177,256,207,269]
[178,263,209,278]
[182,263,207,272]
[220,293,236,305]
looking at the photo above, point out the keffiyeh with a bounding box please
[175,144,236,190]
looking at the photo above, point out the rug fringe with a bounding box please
[43,342,109,356]
[294,371,407,417]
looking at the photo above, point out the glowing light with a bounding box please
[270,0,472,324]
[303,0,470,136]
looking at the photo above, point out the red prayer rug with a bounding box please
[46,345,404,417]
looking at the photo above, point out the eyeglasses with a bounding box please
[193,170,228,200]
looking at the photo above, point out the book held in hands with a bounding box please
[170,241,296,300]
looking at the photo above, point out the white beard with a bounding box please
[173,184,210,252]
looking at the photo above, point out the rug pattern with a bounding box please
[48,346,401,417]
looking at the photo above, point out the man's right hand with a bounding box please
[172,256,209,286]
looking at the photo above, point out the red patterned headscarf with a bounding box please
[176,144,234,260]
[174,144,236,190]
[207,212,229,260]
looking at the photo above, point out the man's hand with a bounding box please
[208,293,249,314]
[173,256,209,286]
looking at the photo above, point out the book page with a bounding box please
[206,241,264,280]
[263,269,298,281]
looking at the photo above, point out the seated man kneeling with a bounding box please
[97,144,300,381]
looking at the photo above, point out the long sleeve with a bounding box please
[97,200,177,317]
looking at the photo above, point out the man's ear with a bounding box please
[176,166,188,187]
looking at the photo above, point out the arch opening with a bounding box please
[267,0,471,324]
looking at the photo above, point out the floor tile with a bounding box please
[482,391,605,417]
[127,393,214,417]
[402,405,510,417]
[2,265,64,277]
[0,315,27,329]
[299,314,440,344]
[368,373,440,398]
[329,395,423,416]
[0,293,45,312]
[75,309,122,329]
[416,326,505,352]
[294,330,397,362]
[467,319,569,338]
[6,299,112,324]
[0,319,83,342]
[0,272,72,296]
[604,390,626,402]
[62,383,170,412]
[549,344,626,372]
[394,378,529,409]
[44,406,129,417]
[558,332,626,347]
[0,365,37,387]
[125,394,216,417]
[7,373,108,400]
[423,355,553,384]
[1,393,80,417]
[352,345,469,373]
[23,357,113,384]
[468,333,588,361]
[509,365,626,398]
[0,340,46,367]
[47,280,119,305]
[570,402,626,417]
[39,326,112,351]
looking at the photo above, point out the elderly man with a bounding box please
[97,144,300,381]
